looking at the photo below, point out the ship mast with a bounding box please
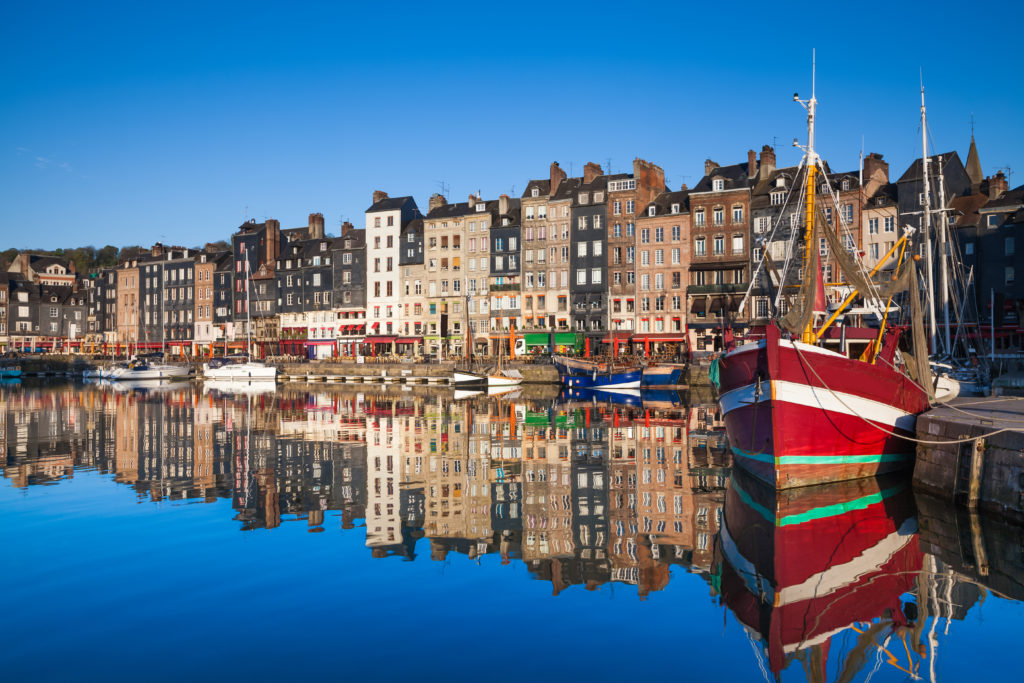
[920,80,938,352]
[796,51,819,344]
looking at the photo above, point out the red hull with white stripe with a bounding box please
[716,325,929,488]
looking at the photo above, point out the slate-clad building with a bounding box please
[489,194,521,351]
[334,224,367,355]
[570,169,609,342]
[162,250,195,355]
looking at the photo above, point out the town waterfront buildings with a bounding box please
[2,137,1023,356]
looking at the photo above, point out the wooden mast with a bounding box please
[798,51,819,345]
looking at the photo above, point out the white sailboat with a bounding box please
[203,257,277,381]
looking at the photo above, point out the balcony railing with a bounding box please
[686,283,747,295]
[490,283,519,292]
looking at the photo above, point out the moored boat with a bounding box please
[553,355,642,390]
[202,354,276,381]
[640,363,686,387]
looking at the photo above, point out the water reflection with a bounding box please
[1,381,1022,681]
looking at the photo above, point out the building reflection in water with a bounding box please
[2,381,1022,681]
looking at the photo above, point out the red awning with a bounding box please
[364,335,397,344]
[371,322,380,330]
[396,336,422,344]
[601,331,633,343]
[632,333,688,342]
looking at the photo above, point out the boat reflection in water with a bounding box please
[717,469,924,680]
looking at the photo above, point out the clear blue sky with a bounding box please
[3,0,1022,250]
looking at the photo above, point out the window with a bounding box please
[755,216,769,233]
[576,269,586,285]
[819,237,828,256]
[695,238,706,256]
[593,241,602,256]
[843,204,854,223]
[868,218,879,234]
[884,216,895,233]
[732,234,744,253]
[641,251,650,266]
[578,216,588,229]
[965,242,974,256]
[733,268,744,284]
[613,201,621,215]
[641,229,650,244]
[713,207,724,225]
[1006,237,1015,256]
[655,227,664,242]
[771,191,784,206]
[713,236,724,255]
[343,253,352,264]
[626,200,635,213]
[538,205,547,218]
[712,179,724,191]
[732,206,744,223]
[695,210,705,227]
[988,215,1000,228]
[869,243,880,260]
[672,225,681,240]
[671,248,680,265]
[626,222,634,236]
[1006,267,1015,285]
[591,268,602,284]
[641,274,650,291]
[648,205,656,217]
[531,187,539,198]
[655,249,664,265]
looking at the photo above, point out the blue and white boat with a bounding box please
[552,356,642,390]
[640,363,687,387]
[0,365,22,379]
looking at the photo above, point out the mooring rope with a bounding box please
[790,344,1024,445]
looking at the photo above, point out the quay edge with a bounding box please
[913,397,1024,523]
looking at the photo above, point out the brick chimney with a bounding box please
[989,171,1009,199]
[583,162,603,184]
[308,212,325,239]
[372,190,389,205]
[862,153,889,183]
[680,183,688,191]
[428,193,447,212]
[499,194,509,216]
[265,218,281,265]
[704,159,719,177]
[151,242,164,258]
[550,161,566,196]
[633,158,665,207]
[467,193,477,209]
[341,221,355,235]
[759,145,776,180]
[747,149,757,178]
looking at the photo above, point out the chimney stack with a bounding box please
[759,145,776,179]
[265,218,281,265]
[550,161,566,196]
[308,212,325,239]
[428,193,448,212]
[704,159,719,177]
[989,171,1009,199]
[862,152,888,183]
[341,221,355,235]
[372,190,389,205]
[680,183,688,191]
[747,149,757,178]
[499,194,509,216]
[583,162,603,184]
[467,193,477,209]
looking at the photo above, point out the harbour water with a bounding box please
[1,381,1021,682]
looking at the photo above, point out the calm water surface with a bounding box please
[1,380,1021,682]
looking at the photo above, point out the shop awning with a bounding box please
[364,335,397,344]
[601,331,633,343]
[691,298,707,314]
[396,336,422,344]
[632,333,688,342]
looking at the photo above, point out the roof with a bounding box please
[863,182,899,209]
[424,198,499,221]
[965,136,983,186]
[366,195,416,213]
[690,162,754,193]
[980,184,1024,214]
[949,193,990,230]
[897,151,963,183]
[521,179,551,198]
[640,189,690,217]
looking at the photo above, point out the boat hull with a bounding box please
[716,326,929,489]
[0,367,22,378]
[110,363,192,380]
[640,364,686,387]
[453,370,486,388]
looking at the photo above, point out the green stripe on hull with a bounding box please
[731,446,912,466]
[732,474,908,527]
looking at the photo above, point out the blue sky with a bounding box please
[2,0,1022,250]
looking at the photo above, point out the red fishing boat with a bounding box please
[717,471,923,678]
[716,62,934,488]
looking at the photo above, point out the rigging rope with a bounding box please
[790,344,1024,445]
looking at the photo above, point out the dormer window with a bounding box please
[579,192,589,204]
[820,184,829,195]
[671,203,680,214]
[475,204,485,212]
[320,242,327,251]
[712,179,724,191]
[771,191,785,206]
[648,206,656,217]
[346,240,353,248]
[51,296,57,302]
[841,179,851,191]
[502,217,510,226]
[775,177,786,188]
[531,188,539,198]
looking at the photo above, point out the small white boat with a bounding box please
[202,354,277,381]
[109,356,191,380]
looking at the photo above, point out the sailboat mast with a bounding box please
[937,171,952,355]
[921,82,938,352]
[245,256,252,357]
[799,51,819,345]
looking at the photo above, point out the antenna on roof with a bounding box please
[436,180,449,199]
[606,157,612,175]
[970,112,975,136]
